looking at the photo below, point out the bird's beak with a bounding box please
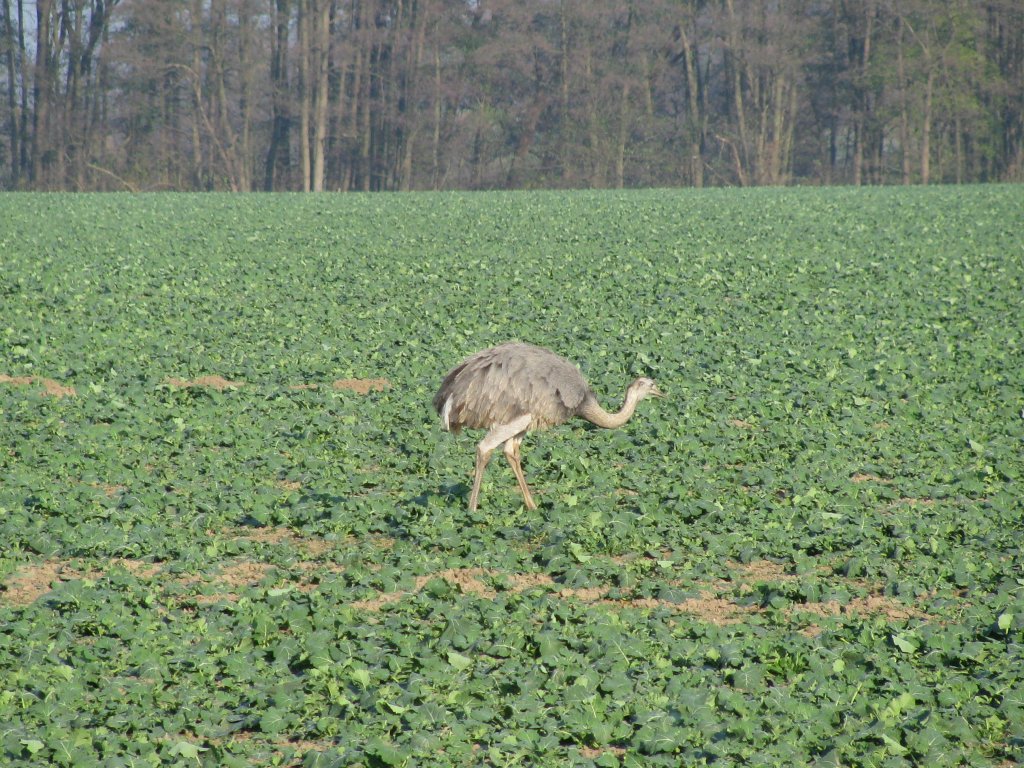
[650,385,665,398]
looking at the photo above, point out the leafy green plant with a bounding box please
[1,187,1022,765]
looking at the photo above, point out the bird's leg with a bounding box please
[504,436,537,510]
[468,444,493,512]
[471,415,532,511]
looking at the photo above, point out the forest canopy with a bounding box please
[1,0,1022,191]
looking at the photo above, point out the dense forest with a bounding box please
[2,0,1022,191]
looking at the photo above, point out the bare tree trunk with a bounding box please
[583,46,604,186]
[359,45,373,191]
[346,0,374,191]
[759,72,789,184]
[15,0,29,182]
[431,46,442,189]
[902,8,938,185]
[896,13,912,184]
[399,2,427,191]
[471,124,484,188]
[311,0,332,191]
[190,0,204,187]
[559,1,570,122]
[338,3,366,191]
[297,0,312,190]
[80,0,107,189]
[53,0,107,190]
[346,45,362,191]
[640,51,654,117]
[506,98,545,189]
[62,0,81,188]
[784,74,798,177]
[558,0,571,184]
[676,19,704,187]
[921,68,933,184]
[723,0,750,185]
[264,0,291,190]
[2,0,22,185]
[237,0,255,191]
[380,0,405,190]
[31,0,55,187]
[953,112,963,183]
[211,0,242,189]
[615,81,630,188]
[853,0,874,186]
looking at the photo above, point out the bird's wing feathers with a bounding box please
[434,342,590,431]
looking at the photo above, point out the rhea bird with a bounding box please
[434,342,663,511]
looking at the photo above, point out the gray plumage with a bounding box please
[434,342,663,511]
[435,342,588,432]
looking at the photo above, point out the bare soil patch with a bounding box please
[851,472,891,484]
[580,746,627,760]
[556,584,754,624]
[290,378,391,394]
[669,592,754,624]
[109,558,164,578]
[193,561,277,604]
[1,558,176,606]
[218,561,275,589]
[165,375,244,390]
[350,591,407,611]
[351,568,498,611]
[891,496,936,508]
[727,559,796,583]
[0,374,76,398]
[2,556,279,607]
[332,378,391,394]
[90,481,127,497]
[558,585,610,602]
[506,572,556,591]
[345,567,755,625]
[3,552,932,632]
[341,557,927,629]
[226,526,341,558]
[2,561,75,606]
[431,567,496,597]
[789,594,926,623]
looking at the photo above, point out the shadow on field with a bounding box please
[403,483,468,511]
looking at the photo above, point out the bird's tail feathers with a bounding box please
[440,395,455,432]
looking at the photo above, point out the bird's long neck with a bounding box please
[579,389,640,429]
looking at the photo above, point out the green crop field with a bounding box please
[1,187,1022,767]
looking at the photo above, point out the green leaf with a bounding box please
[881,691,917,723]
[169,741,206,759]
[21,739,45,755]
[447,650,473,671]
[259,707,289,735]
[365,738,409,766]
[892,632,920,654]
[568,541,591,563]
[880,732,908,756]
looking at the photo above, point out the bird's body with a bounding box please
[434,342,662,510]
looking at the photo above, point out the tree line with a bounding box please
[2,0,1022,191]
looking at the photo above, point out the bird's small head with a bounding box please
[629,377,664,401]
